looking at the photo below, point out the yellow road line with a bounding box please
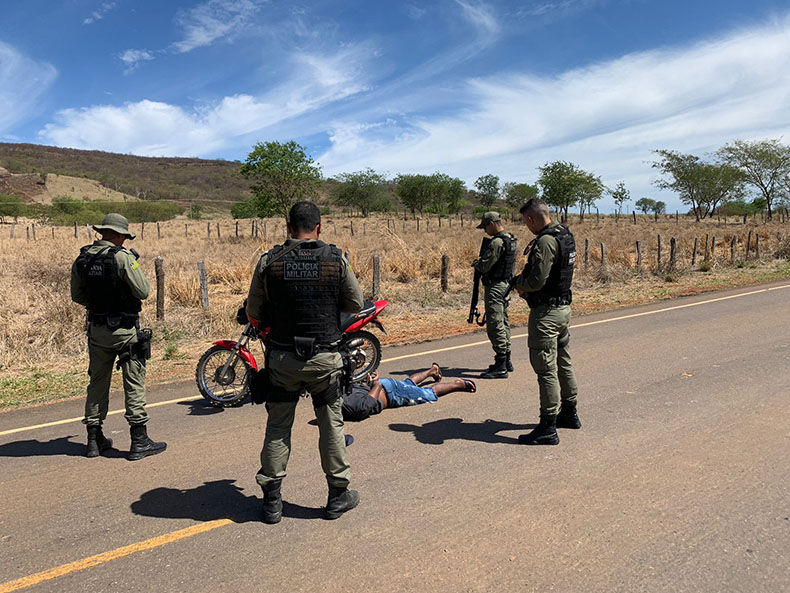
[4,283,789,436]
[0,396,201,437]
[381,283,790,364]
[0,519,232,593]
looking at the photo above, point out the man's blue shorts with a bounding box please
[379,377,438,408]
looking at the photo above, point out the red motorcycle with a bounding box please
[195,300,388,407]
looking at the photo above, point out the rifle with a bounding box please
[467,237,492,326]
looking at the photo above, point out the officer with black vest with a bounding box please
[70,213,166,460]
[246,201,364,523]
[513,198,580,445]
[473,211,518,379]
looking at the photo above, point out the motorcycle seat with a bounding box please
[340,301,377,331]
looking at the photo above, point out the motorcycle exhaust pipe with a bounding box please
[345,338,364,348]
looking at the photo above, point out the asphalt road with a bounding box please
[1,282,789,593]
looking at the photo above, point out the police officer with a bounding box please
[70,213,166,460]
[246,201,364,524]
[473,211,517,379]
[513,199,580,445]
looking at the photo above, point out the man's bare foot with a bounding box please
[453,378,477,393]
[431,362,442,382]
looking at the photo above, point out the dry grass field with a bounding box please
[1,213,789,408]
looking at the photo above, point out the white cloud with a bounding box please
[83,2,117,25]
[455,0,500,44]
[171,0,266,53]
[316,19,790,210]
[0,42,57,134]
[38,44,371,156]
[118,49,155,74]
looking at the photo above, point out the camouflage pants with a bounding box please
[527,304,578,415]
[256,351,351,490]
[484,281,511,356]
[84,323,148,427]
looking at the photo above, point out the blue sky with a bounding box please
[1,0,789,211]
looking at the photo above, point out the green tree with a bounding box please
[188,203,203,220]
[231,197,258,219]
[474,174,500,208]
[609,181,630,221]
[537,161,602,222]
[718,138,790,220]
[395,174,433,215]
[443,175,467,214]
[502,182,538,209]
[635,197,656,215]
[0,194,23,223]
[652,150,745,221]
[652,200,667,218]
[330,168,388,217]
[239,140,323,219]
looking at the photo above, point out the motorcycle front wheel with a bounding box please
[195,345,251,407]
[344,330,382,382]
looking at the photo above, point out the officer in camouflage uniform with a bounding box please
[246,201,364,524]
[513,198,580,445]
[473,211,517,379]
[70,213,166,460]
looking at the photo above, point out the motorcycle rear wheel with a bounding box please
[345,330,382,382]
[195,344,251,407]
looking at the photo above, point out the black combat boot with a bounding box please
[505,352,514,373]
[556,400,581,429]
[481,355,508,379]
[86,425,113,458]
[324,486,360,520]
[128,424,167,461]
[518,414,559,445]
[262,481,283,524]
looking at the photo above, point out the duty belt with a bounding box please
[89,312,139,328]
[267,339,340,353]
[527,295,571,308]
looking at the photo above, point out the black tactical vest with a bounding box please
[527,225,576,307]
[484,232,517,284]
[265,241,344,346]
[75,245,142,315]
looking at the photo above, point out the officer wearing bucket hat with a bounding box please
[473,211,517,378]
[71,213,166,460]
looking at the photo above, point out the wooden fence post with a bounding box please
[363,223,366,235]
[636,240,642,269]
[185,223,188,238]
[704,234,709,261]
[691,237,698,267]
[141,222,145,239]
[216,222,221,239]
[438,217,442,228]
[155,256,165,321]
[86,224,91,240]
[669,237,677,271]
[657,235,662,269]
[32,224,36,241]
[731,236,736,263]
[332,221,337,235]
[251,220,256,237]
[416,218,420,232]
[157,222,161,240]
[197,262,209,309]
[26,226,30,241]
[372,255,380,299]
[746,230,752,258]
[74,222,78,238]
[51,227,55,239]
[584,238,589,266]
[263,220,267,240]
[711,236,716,259]
[350,220,355,236]
[207,222,211,238]
[632,211,636,224]
[449,217,452,228]
[600,242,606,266]
[755,233,760,259]
[441,254,449,293]
[235,221,239,237]
[10,223,15,239]
[402,219,406,232]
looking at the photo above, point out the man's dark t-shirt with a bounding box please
[341,384,383,422]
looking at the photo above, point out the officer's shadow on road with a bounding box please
[178,399,227,416]
[0,435,125,458]
[389,418,532,445]
[131,479,324,523]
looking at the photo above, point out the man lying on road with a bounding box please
[342,364,477,422]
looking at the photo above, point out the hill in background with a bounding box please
[0,143,251,206]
